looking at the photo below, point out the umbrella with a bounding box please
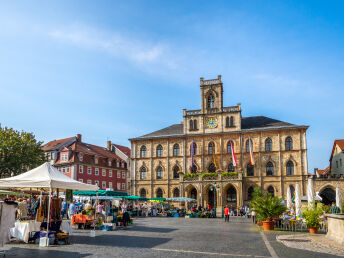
[336,186,341,212]
[295,183,301,217]
[286,186,292,210]
[307,176,314,207]
[149,197,166,201]
[166,197,197,202]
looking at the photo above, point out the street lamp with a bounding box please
[211,182,220,217]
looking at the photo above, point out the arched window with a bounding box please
[247,186,254,200]
[286,161,294,175]
[191,142,197,155]
[191,164,197,173]
[208,163,216,172]
[173,144,180,156]
[246,139,252,153]
[267,186,274,197]
[173,188,180,197]
[140,189,146,198]
[228,163,234,172]
[265,138,272,152]
[140,167,147,179]
[140,145,147,158]
[156,145,163,157]
[207,94,215,109]
[230,116,234,127]
[189,120,194,130]
[247,163,254,176]
[266,162,274,176]
[227,140,234,153]
[193,120,197,130]
[208,142,215,154]
[156,166,163,179]
[173,166,180,179]
[226,117,230,128]
[156,188,163,198]
[285,137,293,151]
[226,186,237,202]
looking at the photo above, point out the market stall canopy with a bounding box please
[73,190,127,196]
[121,195,148,201]
[150,197,166,201]
[166,197,197,202]
[0,190,30,197]
[0,162,98,191]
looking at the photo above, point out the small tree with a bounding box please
[302,202,324,228]
[250,187,286,221]
[0,126,46,177]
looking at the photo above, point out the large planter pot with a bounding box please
[262,221,275,231]
[309,226,319,234]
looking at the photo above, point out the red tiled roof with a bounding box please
[317,166,330,175]
[42,137,74,151]
[113,144,131,157]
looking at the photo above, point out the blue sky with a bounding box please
[1,1,344,171]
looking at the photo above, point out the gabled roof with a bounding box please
[130,116,305,141]
[112,144,131,157]
[317,166,330,175]
[330,139,344,161]
[42,137,74,151]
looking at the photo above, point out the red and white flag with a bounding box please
[230,140,237,167]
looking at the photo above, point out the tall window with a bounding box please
[207,94,215,108]
[227,140,234,153]
[230,116,234,127]
[247,186,254,200]
[173,144,180,156]
[140,145,147,158]
[156,166,163,179]
[140,188,146,198]
[156,145,163,157]
[285,137,293,151]
[173,188,180,197]
[189,120,194,130]
[266,162,274,176]
[246,139,252,153]
[208,142,215,154]
[265,138,272,152]
[247,164,254,176]
[156,188,163,198]
[286,161,294,175]
[191,142,197,155]
[228,163,234,172]
[193,120,198,130]
[208,163,216,172]
[173,166,180,179]
[267,186,275,197]
[140,167,147,179]
[226,117,230,128]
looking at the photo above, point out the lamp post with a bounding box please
[211,182,220,217]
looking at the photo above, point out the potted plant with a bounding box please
[302,203,324,234]
[250,187,286,231]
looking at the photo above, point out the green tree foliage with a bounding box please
[302,202,325,228]
[250,187,287,221]
[0,126,46,177]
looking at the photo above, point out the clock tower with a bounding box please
[200,75,223,114]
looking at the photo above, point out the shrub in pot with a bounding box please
[302,202,324,234]
[250,187,286,231]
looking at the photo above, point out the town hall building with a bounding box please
[129,76,310,213]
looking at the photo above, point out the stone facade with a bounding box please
[129,76,309,211]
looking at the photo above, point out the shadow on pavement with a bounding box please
[5,247,90,258]
[126,226,177,233]
[71,234,172,248]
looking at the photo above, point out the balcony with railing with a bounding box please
[181,172,242,182]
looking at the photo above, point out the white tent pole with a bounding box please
[46,188,52,241]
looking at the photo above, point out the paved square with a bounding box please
[3,217,341,257]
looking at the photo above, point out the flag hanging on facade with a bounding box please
[249,137,255,166]
[212,144,217,169]
[230,140,237,167]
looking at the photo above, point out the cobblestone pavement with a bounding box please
[2,217,342,257]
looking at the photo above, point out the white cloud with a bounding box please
[48,24,176,70]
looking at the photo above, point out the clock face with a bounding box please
[207,117,218,129]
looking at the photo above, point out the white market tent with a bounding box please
[0,162,98,191]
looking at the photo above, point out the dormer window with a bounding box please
[207,94,215,109]
[94,156,98,164]
[108,160,112,166]
[61,153,68,162]
[78,153,83,162]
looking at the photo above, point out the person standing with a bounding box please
[330,202,340,214]
[61,200,67,219]
[68,200,77,218]
[224,205,230,222]
[251,209,256,224]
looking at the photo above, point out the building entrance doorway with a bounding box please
[320,187,336,205]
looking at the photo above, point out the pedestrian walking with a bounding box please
[224,205,230,222]
[251,210,256,224]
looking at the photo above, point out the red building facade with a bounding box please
[42,134,129,191]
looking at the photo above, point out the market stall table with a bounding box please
[10,221,41,243]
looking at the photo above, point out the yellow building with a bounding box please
[129,76,309,213]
